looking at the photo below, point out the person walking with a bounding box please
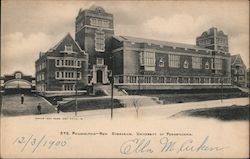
[57,104,61,114]
[37,103,41,114]
[21,94,24,104]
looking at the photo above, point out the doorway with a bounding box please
[96,70,103,83]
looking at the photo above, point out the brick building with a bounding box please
[231,54,247,87]
[111,34,231,90]
[75,6,114,84]
[36,5,235,94]
[35,33,88,96]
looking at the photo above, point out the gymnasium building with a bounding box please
[35,5,239,95]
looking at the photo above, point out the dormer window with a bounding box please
[159,58,164,67]
[205,61,210,69]
[65,45,73,52]
[183,60,189,68]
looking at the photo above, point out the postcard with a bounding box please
[1,0,249,158]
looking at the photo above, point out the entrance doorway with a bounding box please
[96,70,103,83]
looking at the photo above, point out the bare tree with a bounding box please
[132,97,141,118]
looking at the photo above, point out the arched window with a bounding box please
[159,58,164,67]
[183,60,189,68]
[205,61,210,69]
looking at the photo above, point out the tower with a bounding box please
[75,5,114,84]
[196,27,229,53]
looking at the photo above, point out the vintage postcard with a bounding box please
[1,0,249,158]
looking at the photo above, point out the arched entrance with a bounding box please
[96,70,103,83]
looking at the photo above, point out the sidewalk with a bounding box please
[41,97,249,120]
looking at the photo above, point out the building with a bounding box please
[35,33,88,96]
[35,5,235,95]
[1,71,35,94]
[231,54,247,87]
[75,6,114,84]
[196,27,229,52]
[111,35,232,90]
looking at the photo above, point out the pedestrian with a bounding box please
[57,104,61,114]
[37,103,42,114]
[21,94,24,104]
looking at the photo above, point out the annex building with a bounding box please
[35,5,234,95]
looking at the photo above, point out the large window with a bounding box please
[214,58,222,70]
[95,31,105,52]
[55,58,81,68]
[55,71,81,80]
[168,55,180,68]
[192,57,202,69]
[90,18,110,28]
[140,51,156,71]
[140,51,155,66]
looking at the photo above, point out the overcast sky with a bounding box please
[1,0,249,76]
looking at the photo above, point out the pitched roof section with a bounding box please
[113,35,210,51]
[231,54,239,64]
[231,54,245,66]
[49,33,85,53]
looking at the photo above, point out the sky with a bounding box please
[1,0,249,76]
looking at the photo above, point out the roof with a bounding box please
[113,35,210,51]
[48,33,85,53]
[231,54,239,64]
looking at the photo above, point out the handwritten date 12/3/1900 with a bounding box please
[13,135,70,153]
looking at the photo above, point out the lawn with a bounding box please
[60,98,124,112]
[172,104,249,121]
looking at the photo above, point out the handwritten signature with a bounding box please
[13,135,70,153]
[120,136,228,154]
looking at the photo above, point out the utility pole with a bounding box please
[110,55,114,120]
[221,76,223,103]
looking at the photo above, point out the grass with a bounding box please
[172,104,249,121]
[60,98,124,112]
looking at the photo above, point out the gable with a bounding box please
[49,33,84,54]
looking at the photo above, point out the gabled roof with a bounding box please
[49,33,85,53]
[231,54,246,67]
[231,54,239,64]
[113,35,210,51]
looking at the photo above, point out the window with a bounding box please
[95,31,105,52]
[214,58,222,70]
[56,72,60,78]
[168,55,180,68]
[90,18,110,28]
[96,58,104,66]
[77,72,81,79]
[63,84,75,91]
[56,60,60,66]
[205,61,209,69]
[159,58,164,67]
[77,61,81,67]
[192,57,202,69]
[183,60,189,68]
[140,51,156,66]
[65,45,73,52]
